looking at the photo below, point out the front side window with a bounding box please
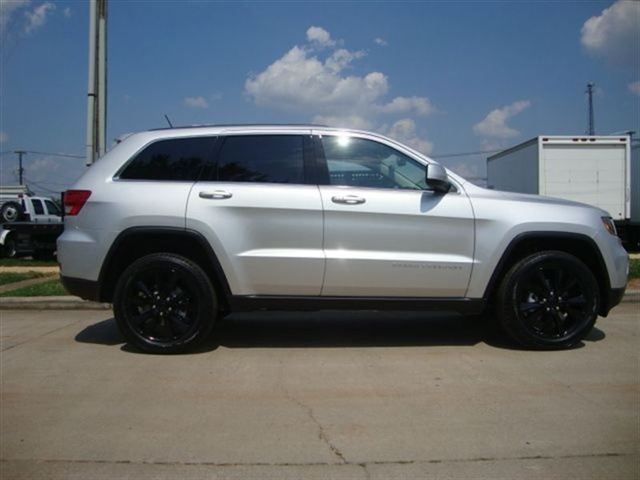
[44,200,60,216]
[322,136,427,190]
[119,137,214,181]
[216,135,304,184]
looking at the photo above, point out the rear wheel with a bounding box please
[113,253,217,354]
[496,251,599,349]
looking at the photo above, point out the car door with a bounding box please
[316,132,475,298]
[186,131,325,296]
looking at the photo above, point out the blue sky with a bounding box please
[1,0,639,194]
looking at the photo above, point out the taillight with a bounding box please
[64,190,92,216]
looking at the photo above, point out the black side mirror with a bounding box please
[425,163,451,193]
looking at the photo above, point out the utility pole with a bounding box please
[586,82,595,136]
[14,150,25,185]
[86,0,108,165]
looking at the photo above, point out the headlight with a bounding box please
[601,216,617,236]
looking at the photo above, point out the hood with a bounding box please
[463,183,610,216]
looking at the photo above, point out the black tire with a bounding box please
[33,249,56,261]
[0,201,24,223]
[113,253,217,354]
[496,251,599,350]
[3,236,18,258]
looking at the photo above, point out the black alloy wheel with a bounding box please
[497,251,599,349]
[114,253,217,353]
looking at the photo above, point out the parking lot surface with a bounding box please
[1,305,638,479]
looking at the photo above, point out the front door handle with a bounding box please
[332,195,366,205]
[199,190,233,200]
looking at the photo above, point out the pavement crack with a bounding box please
[283,389,347,464]
[277,359,347,464]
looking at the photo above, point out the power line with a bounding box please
[22,177,64,194]
[22,150,84,159]
[431,149,503,159]
[0,150,84,159]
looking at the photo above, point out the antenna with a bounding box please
[586,82,595,135]
[164,114,174,128]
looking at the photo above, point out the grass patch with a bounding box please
[0,279,67,297]
[0,271,50,286]
[0,258,57,267]
[630,258,640,279]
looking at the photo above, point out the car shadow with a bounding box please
[74,311,606,355]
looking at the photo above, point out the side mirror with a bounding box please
[425,163,451,193]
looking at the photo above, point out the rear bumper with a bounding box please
[60,276,101,302]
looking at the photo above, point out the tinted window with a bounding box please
[119,137,213,181]
[322,136,427,190]
[44,200,60,216]
[217,135,304,184]
[32,199,44,215]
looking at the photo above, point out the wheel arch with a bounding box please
[483,232,612,316]
[98,227,232,308]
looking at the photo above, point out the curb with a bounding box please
[0,296,111,310]
[0,291,638,311]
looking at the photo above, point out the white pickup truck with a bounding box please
[0,186,63,259]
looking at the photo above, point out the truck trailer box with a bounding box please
[487,135,637,248]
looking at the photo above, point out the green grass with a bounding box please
[0,271,50,286]
[0,258,58,267]
[630,259,640,279]
[0,279,68,297]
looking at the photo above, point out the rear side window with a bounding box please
[216,135,304,184]
[119,137,214,181]
[32,199,44,215]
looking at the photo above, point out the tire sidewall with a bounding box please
[113,253,217,354]
[498,251,599,349]
[1,202,23,223]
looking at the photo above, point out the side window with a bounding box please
[32,199,44,215]
[119,137,214,181]
[216,135,304,184]
[321,136,427,190]
[44,200,61,216]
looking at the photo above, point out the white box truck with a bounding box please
[487,136,638,250]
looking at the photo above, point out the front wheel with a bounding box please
[113,253,217,354]
[496,251,599,349]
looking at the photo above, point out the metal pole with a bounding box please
[97,0,107,157]
[85,0,97,165]
[586,82,595,136]
[14,150,25,185]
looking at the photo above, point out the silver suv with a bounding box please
[58,125,629,353]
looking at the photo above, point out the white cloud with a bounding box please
[377,96,435,116]
[581,0,640,66]
[246,28,434,126]
[374,37,388,46]
[184,96,209,109]
[0,131,8,144]
[306,26,335,47]
[312,114,373,130]
[0,0,30,33]
[473,100,531,139]
[63,7,71,18]
[24,2,55,35]
[629,81,640,96]
[381,118,433,155]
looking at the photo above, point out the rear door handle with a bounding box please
[199,190,233,200]
[331,195,366,205]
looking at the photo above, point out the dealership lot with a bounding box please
[1,305,638,479]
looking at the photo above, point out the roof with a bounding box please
[148,123,329,132]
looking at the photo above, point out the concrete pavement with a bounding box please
[1,305,638,479]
